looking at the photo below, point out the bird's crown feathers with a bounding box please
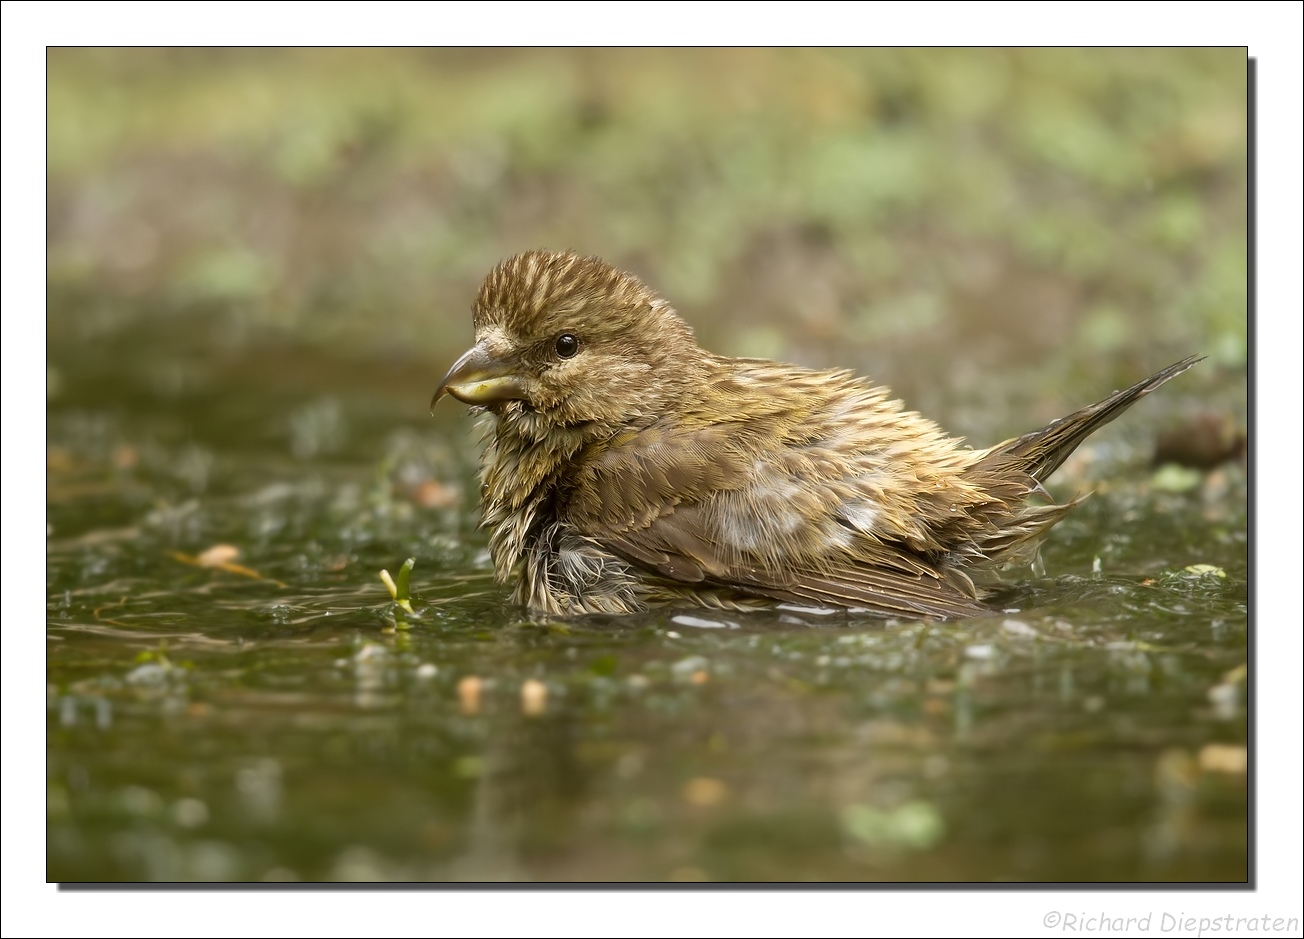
[474,250,694,347]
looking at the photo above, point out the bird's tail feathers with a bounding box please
[982,354,1203,484]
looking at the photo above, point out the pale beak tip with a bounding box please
[430,378,455,414]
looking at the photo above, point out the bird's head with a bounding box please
[432,251,701,441]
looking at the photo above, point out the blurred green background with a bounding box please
[48,48,1246,426]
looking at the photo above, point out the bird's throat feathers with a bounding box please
[477,408,588,587]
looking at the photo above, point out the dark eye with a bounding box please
[554,333,580,359]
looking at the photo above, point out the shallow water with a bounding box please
[45,321,1248,883]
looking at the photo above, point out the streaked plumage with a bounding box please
[432,250,1200,619]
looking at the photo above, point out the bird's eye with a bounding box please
[554,333,580,359]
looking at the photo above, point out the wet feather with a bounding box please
[433,251,1201,618]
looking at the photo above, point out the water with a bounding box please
[42,319,1249,884]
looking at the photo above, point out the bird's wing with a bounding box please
[566,421,992,620]
[602,520,991,619]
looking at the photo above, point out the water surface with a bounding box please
[46,321,1248,883]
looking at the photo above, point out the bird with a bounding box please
[431,250,1201,619]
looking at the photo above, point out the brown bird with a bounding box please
[432,250,1200,619]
